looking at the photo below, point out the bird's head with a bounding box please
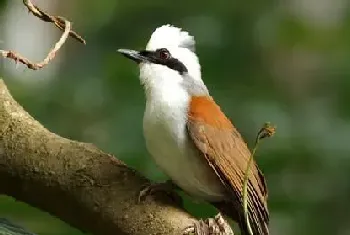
[118,25,209,97]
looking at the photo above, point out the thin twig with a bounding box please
[0,0,86,70]
[23,0,86,44]
[242,122,276,235]
[0,20,71,70]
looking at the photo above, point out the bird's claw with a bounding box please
[138,180,183,206]
[183,213,234,235]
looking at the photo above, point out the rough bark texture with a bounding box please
[0,79,197,235]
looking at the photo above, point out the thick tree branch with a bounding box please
[0,79,197,235]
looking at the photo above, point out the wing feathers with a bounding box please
[187,96,269,235]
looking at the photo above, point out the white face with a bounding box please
[139,25,208,97]
[139,47,199,88]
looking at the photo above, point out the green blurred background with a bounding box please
[1,0,350,234]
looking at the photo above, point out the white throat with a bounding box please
[139,62,186,98]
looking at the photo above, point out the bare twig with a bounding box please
[23,0,86,44]
[0,20,71,70]
[0,0,86,70]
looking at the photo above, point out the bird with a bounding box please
[118,24,269,235]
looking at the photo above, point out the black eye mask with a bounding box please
[139,48,188,75]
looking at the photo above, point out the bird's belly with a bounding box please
[144,121,226,201]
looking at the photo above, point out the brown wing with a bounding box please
[187,96,269,235]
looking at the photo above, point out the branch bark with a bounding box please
[0,79,196,235]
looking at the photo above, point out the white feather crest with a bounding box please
[146,24,195,52]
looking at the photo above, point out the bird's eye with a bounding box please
[158,48,170,60]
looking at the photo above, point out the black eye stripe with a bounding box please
[165,57,188,75]
[140,49,188,75]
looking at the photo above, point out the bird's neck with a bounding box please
[145,82,190,113]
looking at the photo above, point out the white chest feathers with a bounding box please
[142,86,225,201]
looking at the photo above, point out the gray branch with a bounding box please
[0,79,197,235]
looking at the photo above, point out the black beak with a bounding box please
[117,49,149,64]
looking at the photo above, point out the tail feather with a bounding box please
[239,206,269,235]
[212,200,269,235]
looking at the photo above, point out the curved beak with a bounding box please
[117,49,149,64]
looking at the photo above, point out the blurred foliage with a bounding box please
[0,0,350,235]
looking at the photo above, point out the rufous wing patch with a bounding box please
[188,96,233,129]
[187,96,269,235]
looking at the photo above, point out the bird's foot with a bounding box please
[138,180,183,206]
[183,213,234,235]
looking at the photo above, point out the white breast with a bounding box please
[143,83,225,201]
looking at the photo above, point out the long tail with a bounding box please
[238,208,269,235]
[212,200,269,235]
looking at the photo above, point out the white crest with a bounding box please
[140,24,208,99]
[146,25,195,52]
